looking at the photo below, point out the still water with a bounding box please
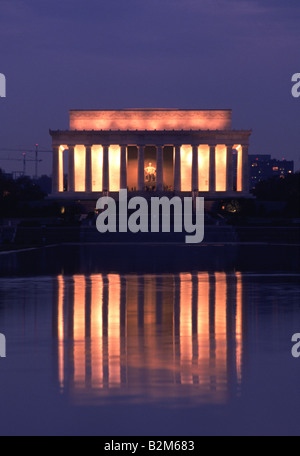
[0,265,299,435]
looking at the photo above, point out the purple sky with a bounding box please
[0,0,299,176]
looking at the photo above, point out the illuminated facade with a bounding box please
[50,109,252,198]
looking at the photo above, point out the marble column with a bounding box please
[85,145,92,193]
[68,146,75,192]
[156,145,164,192]
[192,145,199,191]
[174,145,181,192]
[241,145,249,192]
[120,145,127,190]
[102,145,110,192]
[137,145,145,191]
[209,145,216,192]
[52,145,60,193]
[226,145,234,192]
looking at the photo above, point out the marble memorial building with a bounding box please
[50,109,251,199]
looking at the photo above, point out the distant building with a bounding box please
[49,109,252,199]
[249,155,294,189]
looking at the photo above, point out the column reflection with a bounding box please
[179,273,193,385]
[90,274,103,388]
[57,275,64,389]
[55,272,246,403]
[108,274,121,387]
[73,275,86,387]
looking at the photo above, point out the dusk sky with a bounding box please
[0,0,299,175]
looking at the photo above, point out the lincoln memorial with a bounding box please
[50,109,252,199]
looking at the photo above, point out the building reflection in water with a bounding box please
[53,273,246,405]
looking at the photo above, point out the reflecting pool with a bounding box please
[55,273,243,405]
[0,267,299,435]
